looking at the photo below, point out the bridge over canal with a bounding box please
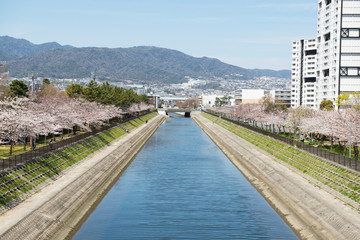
[157,108,193,117]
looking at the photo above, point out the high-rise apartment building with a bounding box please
[291,39,317,108]
[291,0,360,109]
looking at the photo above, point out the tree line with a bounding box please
[0,79,153,154]
[207,95,360,159]
[65,80,149,107]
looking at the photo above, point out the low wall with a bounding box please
[0,115,166,240]
[193,114,360,240]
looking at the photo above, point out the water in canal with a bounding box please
[73,116,298,239]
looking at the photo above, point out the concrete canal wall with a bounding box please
[0,114,166,240]
[193,113,360,240]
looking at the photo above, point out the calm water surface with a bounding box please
[73,116,298,239]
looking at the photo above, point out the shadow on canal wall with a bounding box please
[192,114,360,240]
[60,115,167,240]
[0,115,166,240]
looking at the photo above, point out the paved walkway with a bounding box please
[0,115,165,240]
[193,113,360,240]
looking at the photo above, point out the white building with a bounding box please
[202,95,235,107]
[318,0,360,107]
[291,0,360,109]
[272,89,292,107]
[235,89,291,106]
[235,89,270,104]
[291,39,317,108]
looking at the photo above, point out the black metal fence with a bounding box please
[0,111,152,172]
[205,111,360,172]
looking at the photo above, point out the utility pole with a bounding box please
[349,120,352,158]
[31,73,36,93]
[299,115,302,142]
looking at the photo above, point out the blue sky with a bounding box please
[0,0,318,70]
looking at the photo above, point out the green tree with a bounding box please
[336,92,350,108]
[84,80,99,102]
[139,94,149,104]
[66,84,84,98]
[67,81,149,109]
[215,95,232,106]
[353,91,360,111]
[336,92,360,110]
[9,80,28,97]
[42,78,50,85]
[320,99,334,110]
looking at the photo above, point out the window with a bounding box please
[304,77,316,83]
[324,33,331,42]
[305,49,317,56]
[325,0,331,6]
[323,69,330,77]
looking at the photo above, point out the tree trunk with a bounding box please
[330,136,334,151]
[354,145,359,159]
[23,137,27,151]
[9,140,13,155]
[293,128,296,139]
[338,141,345,154]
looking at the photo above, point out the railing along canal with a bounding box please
[1,111,152,172]
[204,110,360,172]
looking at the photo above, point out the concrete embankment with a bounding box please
[0,114,166,240]
[193,113,360,240]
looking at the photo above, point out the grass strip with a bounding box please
[0,112,158,207]
[202,113,360,204]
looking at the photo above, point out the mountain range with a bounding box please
[0,36,290,84]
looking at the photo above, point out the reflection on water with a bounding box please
[73,116,298,240]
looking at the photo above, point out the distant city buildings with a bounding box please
[147,95,161,108]
[292,0,360,109]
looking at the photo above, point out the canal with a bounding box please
[73,116,298,239]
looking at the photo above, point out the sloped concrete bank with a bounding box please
[193,113,360,240]
[0,114,166,240]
